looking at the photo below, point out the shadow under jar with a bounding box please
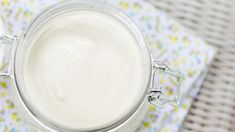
[0,1,181,132]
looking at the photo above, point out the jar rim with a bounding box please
[13,0,152,131]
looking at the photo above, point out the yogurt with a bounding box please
[23,10,150,130]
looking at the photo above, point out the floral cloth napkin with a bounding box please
[0,0,215,132]
[107,1,216,132]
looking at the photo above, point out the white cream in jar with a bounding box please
[23,10,150,130]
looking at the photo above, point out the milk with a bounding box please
[23,10,149,130]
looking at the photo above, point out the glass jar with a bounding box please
[0,1,181,132]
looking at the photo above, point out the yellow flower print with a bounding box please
[172,107,179,112]
[149,113,157,121]
[119,2,129,9]
[159,78,166,84]
[0,81,7,88]
[163,128,169,132]
[187,69,195,77]
[173,59,180,66]
[148,105,156,111]
[1,0,8,6]
[1,91,7,97]
[4,126,8,132]
[182,103,188,110]
[151,41,163,49]
[0,62,8,72]
[182,36,191,45]
[143,121,150,128]
[11,112,20,121]
[165,88,173,96]
[5,100,14,109]
[168,35,178,43]
[15,7,23,20]
[0,116,3,122]
[133,2,142,10]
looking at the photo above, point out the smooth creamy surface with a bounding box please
[23,11,148,130]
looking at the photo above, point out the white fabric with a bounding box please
[0,17,4,34]
[0,17,5,69]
